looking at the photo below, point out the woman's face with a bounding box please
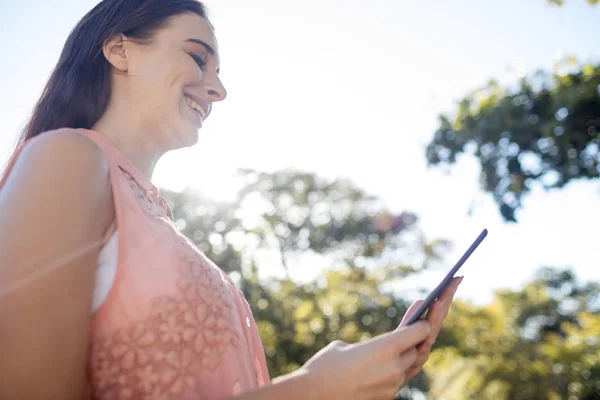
[109,12,226,148]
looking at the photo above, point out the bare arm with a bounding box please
[232,370,316,400]
[0,129,115,400]
[231,321,432,400]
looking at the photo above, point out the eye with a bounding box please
[190,54,206,70]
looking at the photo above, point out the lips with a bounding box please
[183,92,209,119]
[186,98,206,122]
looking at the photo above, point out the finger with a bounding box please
[399,299,424,328]
[427,278,462,334]
[415,342,431,364]
[397,347,419,372]
[426,299,445,338]
[405,342,433,381]
[417,336,434,352]
[389,321,430,352]
[439,276,463,304]
[394,371,407,393]
[404,362,422,383]
[394,347,418,389]
[405,349,429,381]
[439,278,462,316]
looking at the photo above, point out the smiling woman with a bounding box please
[0,1,460,400]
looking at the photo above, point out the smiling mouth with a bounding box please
[184,95,206,121]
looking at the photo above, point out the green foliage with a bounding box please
[425,267,600,399]
[162,169,445,394]
[164,189,244,274]
[164,169,447,279]
[162,170,600,399]
[426,59,600,221]
[241,267,414,379]
[548,0,599,5]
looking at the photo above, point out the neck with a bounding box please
[91,100,166,181]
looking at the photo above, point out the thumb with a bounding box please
[390,321,430,352]
[398,300,424,328]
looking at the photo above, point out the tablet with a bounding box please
[402,228,488,325]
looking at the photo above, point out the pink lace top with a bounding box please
[6,129,271,400]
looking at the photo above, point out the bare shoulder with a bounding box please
[0,127,116,262]
[14,128,109,180]
[1,128,113,219]
[0,125,116,261]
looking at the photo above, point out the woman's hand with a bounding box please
[399,276,463,381]
[293,320,431,400]
[239,278,463,400]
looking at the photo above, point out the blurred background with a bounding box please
[1,0,599,398]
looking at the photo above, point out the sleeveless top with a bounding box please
[0,129,270,400]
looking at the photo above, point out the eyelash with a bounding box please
[190,54,206,70]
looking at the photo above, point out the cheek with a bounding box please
[181,62,204,85]
[169,61,204,104]
[136,52,203,120]
[138,52,189,92]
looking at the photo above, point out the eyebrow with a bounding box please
[185,38,215,56]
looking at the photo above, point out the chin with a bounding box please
[178,124,201,148]
[164,124,199,151]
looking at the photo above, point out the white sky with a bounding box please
[1,0,599,305]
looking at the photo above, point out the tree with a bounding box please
[548,0,599,5]
[424,267,600,399]
[425,58,600,221]
[162,170,599,399]
[163,169,447,278]
[161,168,449,397]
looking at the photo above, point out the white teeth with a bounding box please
[185,96,206,119]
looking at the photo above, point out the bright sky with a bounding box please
[1,0,599,305]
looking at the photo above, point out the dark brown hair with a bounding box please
[17,0,210,146]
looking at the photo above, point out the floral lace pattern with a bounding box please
[90,242,243,400]
[89,169,246,400]
[121,169,171,220]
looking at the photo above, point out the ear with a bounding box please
[102,33,130,72]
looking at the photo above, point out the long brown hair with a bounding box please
[11,0,210,152]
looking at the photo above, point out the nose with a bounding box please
[204,74,227,102]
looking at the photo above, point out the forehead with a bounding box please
[162,12,219,53]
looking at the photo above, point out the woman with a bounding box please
[0,1,462,399]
